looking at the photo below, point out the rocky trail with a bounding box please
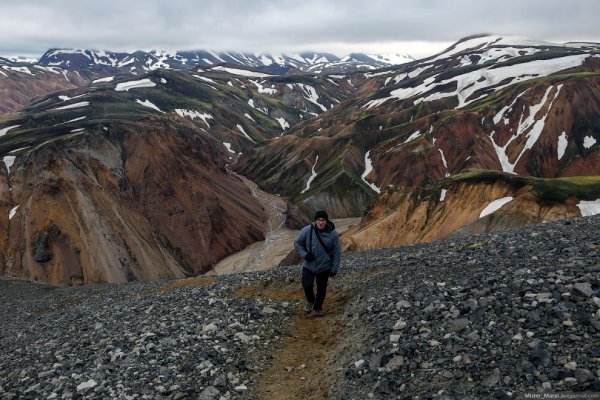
[1,216,600,399]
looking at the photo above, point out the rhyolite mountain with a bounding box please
[237,34,600,222]
[0,67,353,284]
[2,34,600,285]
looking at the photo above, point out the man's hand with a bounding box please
[329,271,337,278]
[304,253,315,262]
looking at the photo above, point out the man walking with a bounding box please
[294,210,341,317]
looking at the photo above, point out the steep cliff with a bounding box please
[342,170,600,250]
[0,119,265,285]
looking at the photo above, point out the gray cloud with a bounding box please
[1,0,598,58]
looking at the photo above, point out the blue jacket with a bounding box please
[294,221,341,274]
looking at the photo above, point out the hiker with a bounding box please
[294,210,341,317]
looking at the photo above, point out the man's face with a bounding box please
[315,218,327,230]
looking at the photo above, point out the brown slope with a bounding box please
[0,69,90,114]
[0,118,265,285]
[341,178,585,251]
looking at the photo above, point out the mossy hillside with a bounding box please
[294,170,375,219]
[452,169,600,203]
[291,143,377,215]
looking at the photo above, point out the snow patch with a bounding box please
[244,113,256,122]
[583,136,597,149]
[490,85,562,174]
[386,54,588,108]
[440,189,447,201]
[115,78,156,91]
[52,101,89,110]
[438,149,450,177]
[193,75,216,84]
[236,124,254,142]
[577,199,600,217]
[223,142,236,153]
[558,131,568,160]
[9,205,19,220]
[361,150,381,193]
[402,130,421,144]
[212,66,272,78]
[2,66,34,75]
[3,156,16,174]
[296,84,327,112]
[0,125,20,137]
[174,109,212,128]
[275,117,289,131]
[249,80,277,95]
[301,155,319,194]
[136,99,164,113]
[58,94,85,102]
[480,197,514,218]
[92,76,114,84]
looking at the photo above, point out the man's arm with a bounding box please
[294,227,308,259]
[331,232,342,274]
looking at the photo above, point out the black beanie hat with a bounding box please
[314,210,329,221]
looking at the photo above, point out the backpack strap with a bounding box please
[312,226,333,258]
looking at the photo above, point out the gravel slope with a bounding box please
[1,216,599,399]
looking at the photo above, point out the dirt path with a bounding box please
[236,279,351,400]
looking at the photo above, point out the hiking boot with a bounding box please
[315,309,324,317]
[304,302,314,315]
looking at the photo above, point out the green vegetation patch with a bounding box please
[452,169,600,203]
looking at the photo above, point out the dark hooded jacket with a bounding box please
[294,220,341,274]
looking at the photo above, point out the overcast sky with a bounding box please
[1,0,598,60]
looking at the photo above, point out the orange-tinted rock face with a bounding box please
[342,181,582,251]
[0,119,265,285]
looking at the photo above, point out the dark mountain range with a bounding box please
[2,34,600,284]
[0,47,409,115]
[36,48,405,74]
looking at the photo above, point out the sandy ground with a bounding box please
[207,174,360,275]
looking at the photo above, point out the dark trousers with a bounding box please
[302,268,330,310]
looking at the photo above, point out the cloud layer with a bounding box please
[1,0,598,58]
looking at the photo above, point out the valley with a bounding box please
[1,34,600,285]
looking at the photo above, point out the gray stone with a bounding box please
[530,348,552,367]
[482,368,501,387]
[384,356,405,371]
[198,386,220,400]
[212,374,227,387]
[369,355,383,372]
[447,318,469,333]
[575,369,595,383]
[396,300,411,309]
[572,282,594,298]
